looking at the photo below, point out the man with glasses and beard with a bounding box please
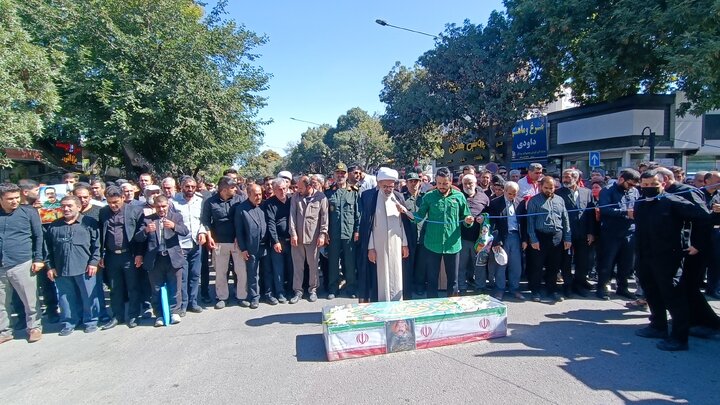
[288,176,328,304]
[173,177,207,315]
[596,169,641,300]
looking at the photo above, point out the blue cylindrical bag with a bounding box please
[160,285,170,327]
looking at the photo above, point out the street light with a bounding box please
[290,117,323,126]
[639,126,656,162]
[375,19,438,39]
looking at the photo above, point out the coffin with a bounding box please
[322,295,507,361]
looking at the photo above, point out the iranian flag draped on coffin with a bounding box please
[322,295,507,361]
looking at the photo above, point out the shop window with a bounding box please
[705,115,720,140]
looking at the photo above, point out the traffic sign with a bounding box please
[589,151,601,167]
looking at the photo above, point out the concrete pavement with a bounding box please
[1,295,719,404]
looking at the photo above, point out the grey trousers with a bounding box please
[291,243,319,293]
[0,261,42,336]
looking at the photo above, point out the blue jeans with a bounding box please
[489,232,522,293]
[181,244,201,310]
[56,274,99,329]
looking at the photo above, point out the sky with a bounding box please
[208,0,506,155]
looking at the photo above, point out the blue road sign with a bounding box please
[589,151,601,167]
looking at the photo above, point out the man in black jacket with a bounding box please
[46,196,101,336]
[264,178,292,302]
[135,195,189,327]
[657,167,720,336]
[596,169,640,300]
[0,183,44,343]
[488,181,524,300]
[556,168,596,297]
[98,186,144,330]
[634,170,710,351]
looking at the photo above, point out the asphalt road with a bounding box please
[1,294,719,404]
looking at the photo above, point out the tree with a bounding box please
[505,0,720,116]
[380,12,553,165]
[17,0,270,175]
[238,149,283,180]
[284,125,332,175]
[285,108,394,174]
[0,0,58,167]
[380,63,444,166]
[324,108,393,170]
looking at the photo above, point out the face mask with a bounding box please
[641,187,660,198]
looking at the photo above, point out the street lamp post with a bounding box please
[375,19,438,39]
[639,126,656,162]
[290,117,323,126]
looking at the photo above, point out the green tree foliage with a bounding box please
[380,64,444,167]
[505,0,720,116]
[0,0,58,167]
[17,0,270,174]
[285,108,393,175]
[380,12,552,165]
[323,107,393,170]
[285,125,332,175]
[238,149,283,180]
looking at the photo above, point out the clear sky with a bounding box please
[208,0,505,155]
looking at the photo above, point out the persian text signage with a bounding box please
[512,117,548,160]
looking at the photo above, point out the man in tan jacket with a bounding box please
[288,175,328,303]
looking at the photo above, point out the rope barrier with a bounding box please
[408,181,719,224]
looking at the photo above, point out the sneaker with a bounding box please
[289,292,302,304]
[27,328,42,343]
[154,317,165,327]
[531,293,541,302]
[327,293,336,300]
[239,300,251,308]
[277,295,288,304]
[493,292,503,301]
[552,292,564,302]
[142,308,153,319]
[635,326,668,339]
[513,292,525,301]
[178,309,187,318]
[59,326,74,337]
[214,300,226,310]
[308,292,318,302]
[84,325,98,334]
[265,296,279,305]
[188,306,203,313]
[250,301,259,309]
[170,314,181,324]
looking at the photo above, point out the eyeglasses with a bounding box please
[498,171,507,175]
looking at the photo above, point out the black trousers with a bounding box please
[527,232,564,294]
[597,234,635,291]
[426,251,459,297]
[682,252,720,328]
[105,252,141,321]
[639,255,690,342]
[564,236,591,289]
[200,244,211,299]
[148,255,182,315]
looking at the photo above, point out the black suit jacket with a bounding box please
[487,196,522,248]
[99,204,144,257]
[234,200,268,256]
[134,211,189,270]
[556,187,596,240]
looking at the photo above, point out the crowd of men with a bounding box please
[1,161,720,352]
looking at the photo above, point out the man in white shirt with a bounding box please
[518,162,544,200]
[173,177,206,315]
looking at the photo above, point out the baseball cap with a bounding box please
[334,163,348,172]
[406,172,420,181]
